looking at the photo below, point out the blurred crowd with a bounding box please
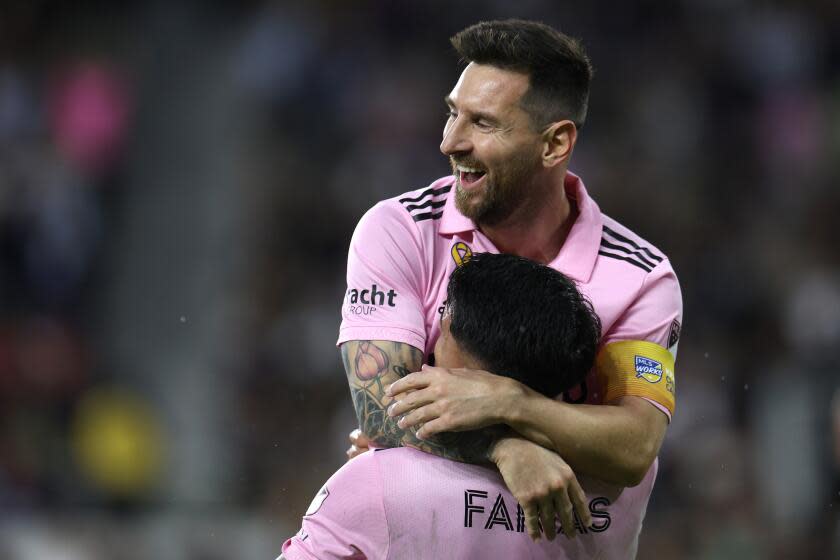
[1,1,839,558]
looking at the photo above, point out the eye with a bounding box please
[445,109,457,120]
[474,119,493,130]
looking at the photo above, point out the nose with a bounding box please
[440,117,472,156]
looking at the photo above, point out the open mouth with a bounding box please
[456,165,487,191]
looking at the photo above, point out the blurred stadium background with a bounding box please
[0,0,839,558]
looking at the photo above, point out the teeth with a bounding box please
[456,165,484,173]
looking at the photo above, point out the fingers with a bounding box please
[553,491,576,539]
[524,506,542,541]
[568,477,592,529]
[347,429,370,460]
[538,496,557,541]
[348,428,368,446]
[385,371,431,397]
[393,407,446,439]
[415,417,446,439]
[396,407,431,430]
[346,444,367,460]
[387,389,436,418]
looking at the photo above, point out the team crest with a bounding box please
[451,242,472,267]
[668,319,681,348]
[634,356,663,383]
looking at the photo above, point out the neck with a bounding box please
[480,171,576,264]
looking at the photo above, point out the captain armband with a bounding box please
[596,340,676,416]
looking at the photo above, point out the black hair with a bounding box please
[450,19,593,128]
[446,252,601,398]
[429,252,601,461]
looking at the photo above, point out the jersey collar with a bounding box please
[438,171,603,283]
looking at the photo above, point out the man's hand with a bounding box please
[346,428,371,460]
[385,365,524,439]
[490,436,592,541]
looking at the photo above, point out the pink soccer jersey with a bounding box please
[338,172,682,418]
[281,447,655,560]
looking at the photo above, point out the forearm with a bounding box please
[343,340,421,448]
[507,390,667,486]
[343,340,492,463]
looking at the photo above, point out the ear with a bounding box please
[541,120,577,168]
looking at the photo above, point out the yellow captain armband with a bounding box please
[596,340,676,416]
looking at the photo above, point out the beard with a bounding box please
[453,147,542,226]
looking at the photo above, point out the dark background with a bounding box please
[1,1,839,558]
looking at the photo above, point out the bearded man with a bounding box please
[338,18,682,544]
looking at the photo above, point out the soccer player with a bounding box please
[339,19,682,540]
[282,253,658,559]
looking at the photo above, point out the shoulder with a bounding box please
[357,177,454,231]
[597,214,674,276]
[593,215,682,346]
[330,447,382,484]
[390,177,454,224]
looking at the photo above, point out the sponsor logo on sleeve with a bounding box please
[451,242,472,267]
[634,356,663,383]
[346,283,397,315]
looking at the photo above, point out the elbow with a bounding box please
[619,444,657,487]
[604,434,658,487]
[619,464,650,488]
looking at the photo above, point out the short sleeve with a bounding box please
[281,452,389,560]
[597,259,683,419]
[602,259,682,352]
[337,201,428,351]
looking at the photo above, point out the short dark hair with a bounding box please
[446,252,601,398]
[450,19,593,128]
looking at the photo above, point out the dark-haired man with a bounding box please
[339,19,682,542]
[283,253,655,559]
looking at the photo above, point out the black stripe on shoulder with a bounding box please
[600,238,658,269]
[399,185,452,205]
[602,225,663,262]
[598,250,653,272]
[412,211,444,223]
[404,198,446,213]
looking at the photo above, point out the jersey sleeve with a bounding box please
[281,452,389,560]
[597,259,683,419]
[337,201,427,351]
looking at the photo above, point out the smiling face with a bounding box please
[441,63,545,226]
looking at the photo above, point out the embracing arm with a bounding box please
[503,392,667,487]
[388,367,667,487]
[342,340,492,463]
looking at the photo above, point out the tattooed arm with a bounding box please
[341,340,493,463]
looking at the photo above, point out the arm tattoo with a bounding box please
[342,340,422,448]
[342,340,497,463]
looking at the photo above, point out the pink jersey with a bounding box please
[338,172,682,416]
[335,172,682,557]
[281,447,655,560]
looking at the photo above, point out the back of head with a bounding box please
[450,19,593,128]
[446,252,601,397]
